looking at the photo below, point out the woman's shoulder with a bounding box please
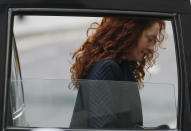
[93,59,122,73]
[86,59,122,80]
[96,59,120,68]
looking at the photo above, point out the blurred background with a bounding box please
[13,16,178,128]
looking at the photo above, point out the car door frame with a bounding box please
[0,1,191,130]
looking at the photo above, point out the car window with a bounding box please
[8,16,178,130]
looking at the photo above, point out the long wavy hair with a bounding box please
[70,17,166,89]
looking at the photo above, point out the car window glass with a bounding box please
[9,79,176,129]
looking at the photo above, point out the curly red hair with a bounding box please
[70,17,166,88]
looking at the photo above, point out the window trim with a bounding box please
[10,8,175,18]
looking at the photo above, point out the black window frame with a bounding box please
[0,7,188,131]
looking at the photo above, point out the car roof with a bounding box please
[0,0,191,14]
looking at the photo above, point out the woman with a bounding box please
[69,17,166,129]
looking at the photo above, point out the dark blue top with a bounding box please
[70,59,143,129]
[86,59,136,81]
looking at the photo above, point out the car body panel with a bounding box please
[0,0,190,13]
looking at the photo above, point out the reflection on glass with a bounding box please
[8,79,176,129]
[8,42,27,126]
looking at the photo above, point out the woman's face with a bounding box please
[128,23,160,62]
